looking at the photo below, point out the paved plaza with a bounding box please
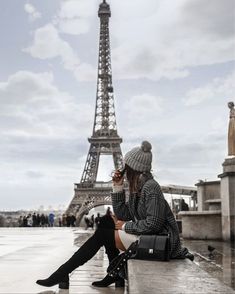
[0,228,125,294]
[0,227,234,293]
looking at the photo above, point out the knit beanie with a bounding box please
[124,141,152,172]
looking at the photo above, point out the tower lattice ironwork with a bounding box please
[67,0,123,220]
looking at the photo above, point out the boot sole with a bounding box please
[59,282,69,289]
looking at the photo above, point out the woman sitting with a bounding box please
[36,141,190,289]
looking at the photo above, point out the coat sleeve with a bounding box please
[111,190,133,221]
[124,182,166,235]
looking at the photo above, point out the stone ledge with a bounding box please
[179,210,221,216]
[204,198,221,203]
[127,259,235,294]
[218,171,235,178]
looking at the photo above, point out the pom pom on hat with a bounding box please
[141,141,152,152]
[124,140,152,172]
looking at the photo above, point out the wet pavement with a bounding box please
[0,227,234,293]
[183,239,235,290]
[0,228,126,294]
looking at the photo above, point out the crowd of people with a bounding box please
[18,213,77,227]
[84,207,112,230]
[61,214,77,227]
[17,209,114,228]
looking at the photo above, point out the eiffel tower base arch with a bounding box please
[67,182,113,225]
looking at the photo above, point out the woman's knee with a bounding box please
[115,230,126,251]
[94,228,125,250]
[94,228,114,241]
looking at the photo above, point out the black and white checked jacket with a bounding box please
[111,177,187,258]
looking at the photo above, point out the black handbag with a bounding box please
[132,234,170,261]
[107,233,170,279]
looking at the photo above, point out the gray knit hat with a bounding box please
[124,141,152,172]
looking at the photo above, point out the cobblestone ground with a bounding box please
[0,228,126,294]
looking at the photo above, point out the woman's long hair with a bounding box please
[125,164,142,194]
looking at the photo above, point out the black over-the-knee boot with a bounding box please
[92,231,125,288]
[36,228,119,288]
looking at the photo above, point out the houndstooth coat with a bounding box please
[111,174,188,258]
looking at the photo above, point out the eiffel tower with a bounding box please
[67,0,123,221]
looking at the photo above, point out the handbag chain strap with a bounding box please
[108,241,138,277]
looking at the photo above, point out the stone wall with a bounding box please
[196,180,221,211]
[179,211,222,239]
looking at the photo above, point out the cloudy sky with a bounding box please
[0,0,234,210]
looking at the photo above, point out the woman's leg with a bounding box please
[36,228,118,288]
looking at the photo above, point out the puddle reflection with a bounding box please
[183,239,235,290]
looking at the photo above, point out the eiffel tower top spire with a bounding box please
[92,0,118,138]
[98,0,110,16]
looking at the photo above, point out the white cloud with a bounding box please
[120,94,163,137]
[24,24,80,72]
[0,70,93,138]
[183,71,235,106]
[24,24,96,82]
[56,0,96,35]
[0,70,94,209]
[57,18,90,35]
[125,93,163,117]
[24,3,41,21]
[0,71,55,105]
[111,0,235,80]
[73,63,96,82]
[211,117,227,133]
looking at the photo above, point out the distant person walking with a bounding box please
[106,206,112,216]
[181,199,189,211]
[27,214,33,227]
[40,214,46,227]
[62,214,67,227]
[94,213,101,229]
[66,215,71,227]
[91,215,94,229]
[59,217,62,227]
[32,213,37,227]
[36,213,41,226]
[48,212,55,227]
[23,216,28,227]
[18,216,23,227]
[70,215,76,227]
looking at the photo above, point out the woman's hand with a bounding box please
[112,170,124,186]
[115,220,125,230]
[111,215,125,230]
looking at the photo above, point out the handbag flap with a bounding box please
[139,235,169,251]
[138,235,155,249]
[155,235,168,251]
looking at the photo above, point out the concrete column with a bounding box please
[218,158,235,242]
[196,182,205,211]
